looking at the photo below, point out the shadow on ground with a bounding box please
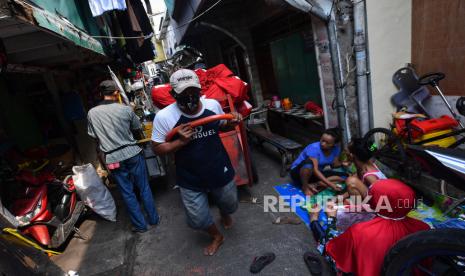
[52,148,332,275]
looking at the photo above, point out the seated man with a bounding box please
[289,128,345,196]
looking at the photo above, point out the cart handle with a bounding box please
[166,113,235,142]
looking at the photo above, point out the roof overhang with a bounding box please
[0,0,108,71]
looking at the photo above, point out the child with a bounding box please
[345,138,386,200]
[290,128,346,196]
[306,179,430,276]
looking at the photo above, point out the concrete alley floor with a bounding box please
[52,147,332,275]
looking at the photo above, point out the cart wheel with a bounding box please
[382,228,465,276]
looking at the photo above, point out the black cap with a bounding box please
[99,80,118,95]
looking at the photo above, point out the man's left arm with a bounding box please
[211,100,242,130]
[220,112,242,131]
[87,114,97,139]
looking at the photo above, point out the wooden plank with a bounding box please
[412,0,465,96]
[249,126,302,150]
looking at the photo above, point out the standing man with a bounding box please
[88,80,159,233]
[151,69,241,256]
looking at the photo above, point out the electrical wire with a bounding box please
[90,0,224,40]
[170,0,223,31]
[17,0,223,40]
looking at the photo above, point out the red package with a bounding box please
[236,100,252,117]
[151,84,175,109]
[304,101,323,116]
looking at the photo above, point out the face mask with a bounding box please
[176,91,200,112]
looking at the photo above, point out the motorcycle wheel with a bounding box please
[382,228,465,276]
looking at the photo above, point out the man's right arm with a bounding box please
[152,121,194,155]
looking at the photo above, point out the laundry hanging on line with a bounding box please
[88,0,127,17]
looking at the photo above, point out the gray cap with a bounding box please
[169,69,201,94]
[99,80,118,94]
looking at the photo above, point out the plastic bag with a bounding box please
[72,164,116,221]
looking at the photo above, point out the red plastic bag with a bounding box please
[151,84,175,109]
[152,64,250,109]
[203,83,227,105]
[206,64,233,78]
[236,100,252,117]
[304,101,323,116]
[215,76,249,103]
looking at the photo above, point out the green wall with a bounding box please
[270,32,321,105]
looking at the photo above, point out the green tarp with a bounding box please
[29,0,100,35]
[28,0,105,55]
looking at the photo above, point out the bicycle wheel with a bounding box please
[382,228,465,276]
[363,128,406,162]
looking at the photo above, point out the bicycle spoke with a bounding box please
[415,263,435,276]
[441,256,465,276]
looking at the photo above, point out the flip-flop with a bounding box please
[303,251,323,275]
[250,252,276,274]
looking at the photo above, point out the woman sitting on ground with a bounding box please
[305,179,430,276]
[344,138,387,200]
[290,128,346,196]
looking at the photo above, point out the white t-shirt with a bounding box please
[151,98,224,143]
[150,98,234,191]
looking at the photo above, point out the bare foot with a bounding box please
[303,187,314,197]
[203,235,224,256]
[302,183,317,196]
[221,214,233,229]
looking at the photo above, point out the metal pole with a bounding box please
[353,0,370,136]
[328,17,350,145]
[434,85,465,128]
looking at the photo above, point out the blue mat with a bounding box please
[274,183,327,228]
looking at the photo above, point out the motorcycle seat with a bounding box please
[11,185,46,216]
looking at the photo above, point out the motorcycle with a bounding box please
[9,166,86,249]
[381,145,465,275]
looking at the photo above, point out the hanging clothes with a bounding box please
[116,0,155,63]
[88,0,127,17]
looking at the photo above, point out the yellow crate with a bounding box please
[414,129,457,147]
[142,122,153,139]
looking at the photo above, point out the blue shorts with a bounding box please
[179,180,238,230]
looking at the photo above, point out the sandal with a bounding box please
[250,252,276,274]
[303,251,322,275]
